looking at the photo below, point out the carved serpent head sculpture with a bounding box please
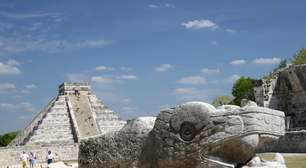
[79,101,285,168]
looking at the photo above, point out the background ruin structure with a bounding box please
[254,64,306,130]
[254,64,306,152]
[0,82,126,166]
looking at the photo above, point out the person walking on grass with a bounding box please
[20,151,29,168]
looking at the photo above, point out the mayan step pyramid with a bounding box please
[9,82,126,146]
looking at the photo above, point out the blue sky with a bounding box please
[0,0,305,133]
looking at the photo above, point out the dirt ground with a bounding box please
[258,153,306,168]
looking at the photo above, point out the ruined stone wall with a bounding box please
[254,65,306,153]
[253,72,278,108]
[0,144,78,167]
[269,65,306,129]
[254,65,306,129]
[258,130,306,153]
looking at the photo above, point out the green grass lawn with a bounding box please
[258,153,306,168]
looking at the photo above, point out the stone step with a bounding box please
[29,134,74,140]
[36,125,72,130]
[28,139,75,145]
[36,127,72,132]
[43,119,70,123]
[96,116,121,120]
[98,122,126,126]
[47,114,69,118]
[33,132,73,138]
[29,136,74,142]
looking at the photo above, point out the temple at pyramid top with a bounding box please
[9,82,126,146]
[58,82,91,95]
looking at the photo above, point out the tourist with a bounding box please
[74,89,80,97]
[46,150,54,167]
[29,152,36,168]
[20,151,29,168]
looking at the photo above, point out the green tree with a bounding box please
[232,77,255,106]
[277,59,287,69]
[0,131,19,147]
[292,48,306,65]
[212,96,232,107]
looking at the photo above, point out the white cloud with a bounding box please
[117,75,137,80]
[120,66,133,72]
[182,19,217,29]
[174,87,209,101]
[148,4,159,8]
[0,83,16,91]
[66,73,88,82]
[178,76,207,85]
[0,38,114,55]
[210,41,218,45]
[164,3,175,8]
[225,29,236,33]
[231,59,247,65]
[0,101,36,113]
[253,57,281,65]
[24,84,37,89]
[0,61,21,75]
[95,66,115,71]
[77,40,114,48]
[175,87,197,94]
[122,98,130,104]
[0,13,111,56]
[91,76,116,84]
[0,11,59,19]
[20,89,32,94]
[201,68,220,75]
[154,64,174,72]
[119,106,139,116]
[24,22,43,31]
[226,74,241,83]
[0,103,16,109]
[6,59,21,66]
[20,102,36,112]
[148,3,175,9]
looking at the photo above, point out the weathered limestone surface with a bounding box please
[79,101,285,168]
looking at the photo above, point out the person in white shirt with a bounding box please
[46,150,54,166]
[20,151,29,168]
[29,152,36,168]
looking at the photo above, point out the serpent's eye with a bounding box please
[179,122,196,141]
